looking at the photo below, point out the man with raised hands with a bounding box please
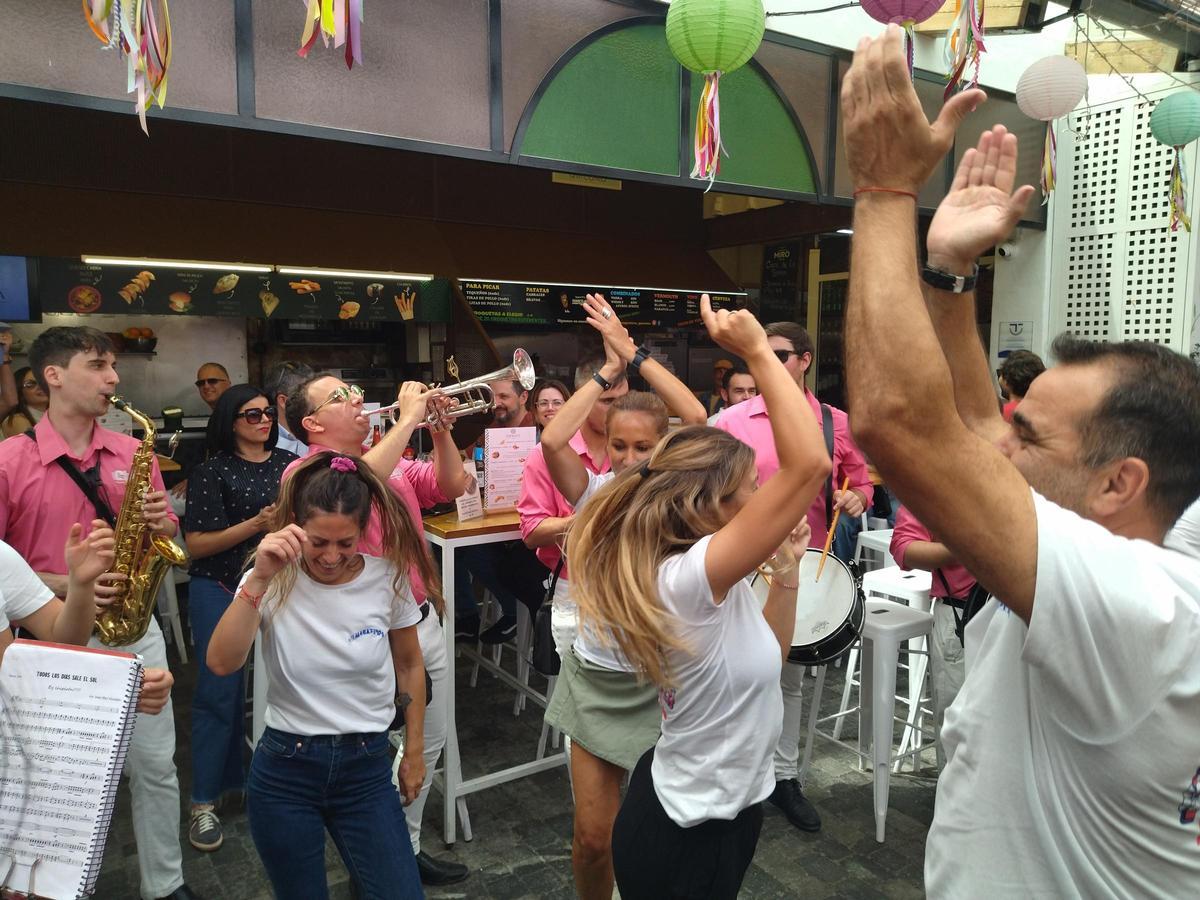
[840,25,1200,895]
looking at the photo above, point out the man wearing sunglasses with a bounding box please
[194,363,231,411]
[282,372,473,887]
[714,319,874,836]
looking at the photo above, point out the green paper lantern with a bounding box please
[666,0,765,75]
[1150,91,1200,149]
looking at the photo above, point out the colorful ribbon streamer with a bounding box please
[692,71,725,188]
[1171,146,1192,233]
[83,0,172,135]
[1040,123,1056,202]
[944,0,986,100]
[299,0,364,70]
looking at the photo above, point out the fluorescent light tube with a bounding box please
[279,266,432,281]
[82,256,273,273]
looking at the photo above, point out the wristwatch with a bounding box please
[921,262,978,294]
[629,345,651,375]
[592,371,614,391]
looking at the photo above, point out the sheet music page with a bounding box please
[0,641,141,899]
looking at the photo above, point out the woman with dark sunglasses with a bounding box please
[1,366,49,438]
[182,384,299,853]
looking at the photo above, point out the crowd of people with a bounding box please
[1,24,1198,900]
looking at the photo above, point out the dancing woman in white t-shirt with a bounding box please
[569,298,831,899]
[541,293,707,900]
[207,452,435,900]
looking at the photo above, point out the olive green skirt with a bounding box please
[545,647,661,771]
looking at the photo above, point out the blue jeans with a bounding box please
[188,576,246,804]
[247,727,422,900]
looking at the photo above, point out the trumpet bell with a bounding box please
[380,348,537,429]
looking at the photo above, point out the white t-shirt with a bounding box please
[253,556,422,735]
[1165,496,1200,559]
[651,535,784,827]
[568,470,635,672]
[925,492,1200,898]
[0,539,54,631]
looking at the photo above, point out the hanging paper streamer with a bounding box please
[1040,124,1056,201]
[693,72,724,182]
[859,0,944,79]
[83,0,173,135]
[1169,148,1192,233]
[666,0,765,188]
[944,0,986,99]
[1015,56,1087,200]
[1149,91,1200,233]
[299,0,364,70]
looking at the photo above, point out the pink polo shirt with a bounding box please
[714,390,873,549]
[281,444,447,603]
[0,414,176,575]
[890,506,976,599]
[517,430,609,576]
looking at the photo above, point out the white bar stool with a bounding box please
[858,599,935,841]
[854,528,896,572]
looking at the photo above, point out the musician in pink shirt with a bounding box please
[714,320,873,836]
[891,505,979,767]
[0,326,192,900]
[517,356,621,657]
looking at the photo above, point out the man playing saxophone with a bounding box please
[0,326,200,900]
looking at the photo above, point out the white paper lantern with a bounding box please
[1015,56,1088,122]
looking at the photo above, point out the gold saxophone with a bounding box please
[94,396,189,647]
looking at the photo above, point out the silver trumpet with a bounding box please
[375,348,536,429]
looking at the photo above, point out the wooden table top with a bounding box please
[422,508,521,540]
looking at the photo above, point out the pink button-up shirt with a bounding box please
[281,444,447,603]
[517,430,609,576]
[890,506,976,599]
[714,390,873,549]
[0,415,176,575]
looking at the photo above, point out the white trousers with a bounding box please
[395,610,448,855]
[773,660,806,781]
[95,617,185,899]
[928,600,966,770]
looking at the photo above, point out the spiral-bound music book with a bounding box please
[0,639,144,899]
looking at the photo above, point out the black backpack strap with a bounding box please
[26,429,118,527]
[821,404,835,528]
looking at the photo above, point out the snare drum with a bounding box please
[753,549,864,666]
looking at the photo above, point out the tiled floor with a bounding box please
[94,609,935,899]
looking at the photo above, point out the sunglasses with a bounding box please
[235,406,277,424]
[773,350,799,364]
[195,377,229,388]
[535,399,564,409]
[312,384,365,415]
[21,380,38,389]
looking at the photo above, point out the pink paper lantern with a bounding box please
[860,0,945,26]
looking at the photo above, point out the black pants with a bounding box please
[612,748,764,900]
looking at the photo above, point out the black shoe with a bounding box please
[416,850,469,886]
[454,614,480,642]
[768,778,822,832]
[156,886,202,900]
[479,614,517,644]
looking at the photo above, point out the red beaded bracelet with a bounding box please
[237,586,265,610]
[853,186,918,201]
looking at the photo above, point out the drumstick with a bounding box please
[815,475,850,582]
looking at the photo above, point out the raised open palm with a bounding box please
[927,125,1036,269]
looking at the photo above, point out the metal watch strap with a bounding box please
[630,345,651,375]
[921,263,978,294]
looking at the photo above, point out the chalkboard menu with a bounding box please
[460,280,746,329]
[760,242,801,323]
[37,258,448,322]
